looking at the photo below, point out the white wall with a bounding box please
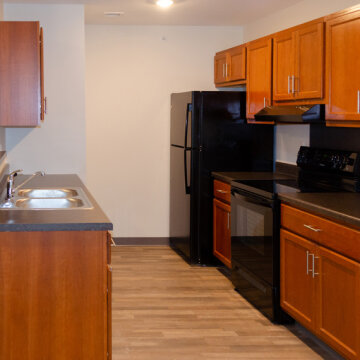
[86,26,243,237]
[4,4,86,179]
[243,0,360,163]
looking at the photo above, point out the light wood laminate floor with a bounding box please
[112,246,343,360]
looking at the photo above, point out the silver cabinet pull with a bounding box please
[357,90,360,114]
[216,189,228,194]
[312,254,319,278]
[288,75,291,94]
[306,251,312,275]
[227,213,230,230]
[264,97,266,107]
[304,224,322,232]
[292,75,295,94]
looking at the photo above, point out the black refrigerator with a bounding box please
[170,91,274,265]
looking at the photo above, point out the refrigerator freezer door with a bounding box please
[170,92,193,148]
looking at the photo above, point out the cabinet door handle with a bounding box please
[306,251,311,275]
[227,213,230,230]
[225,63,229,78]
[304,224,322,232]
[288,75,291,94]
[264,97,266,108]
[292,75,295,94]
[222,64,225,78]
[312,254,320,278]
[216,189,228,194]
[357,90,360,114]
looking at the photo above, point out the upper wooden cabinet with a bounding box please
[326,7,360,125]
[246,38,272,120]
[0,21,45,127]
[214,45,246,87]
[273,21,324,101]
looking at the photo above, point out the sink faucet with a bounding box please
[6,170,45,200]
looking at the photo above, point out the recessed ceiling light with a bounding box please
[104,11,125,17]
[156,0,174,8]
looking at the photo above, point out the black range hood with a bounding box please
[254,104,325,124]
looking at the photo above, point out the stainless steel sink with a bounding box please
[0,187,93,210]
[18,188,79,198]
[15,198,84,209]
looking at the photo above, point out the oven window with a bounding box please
[231,192,274,285]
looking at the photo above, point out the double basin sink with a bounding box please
[1,187,93,210]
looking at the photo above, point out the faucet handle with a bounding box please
[8,169,23,180]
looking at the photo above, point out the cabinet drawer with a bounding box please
[281,204,360,262]
[213,180,231,203]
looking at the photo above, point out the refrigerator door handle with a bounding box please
[184,103,192,149]
[184,103,192,195]
[184,148,191,194]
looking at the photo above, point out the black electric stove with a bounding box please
[229,146,360,324]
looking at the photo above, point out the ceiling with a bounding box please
[4,0,305,25]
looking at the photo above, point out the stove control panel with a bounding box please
[297,146,360,176]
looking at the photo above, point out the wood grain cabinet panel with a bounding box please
[214,53,228,85]
[280,229,317,331]
[281,205,360,360]
[273,21,324,102]
[0,21,45,127]
[214,45,246,87]
[317,246,360,360]
[213,198,231,268]
[246,38,273,120]
[0,231,111,360]
[273,31,294,101]
[326,8,360,124]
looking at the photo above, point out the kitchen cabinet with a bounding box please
[281,204,360,360]
[273,21,324,102]
[0,230,112,360]
[0,21,45,127]
[214,45,246,87]
[213,180,231,268]
[246,38,272,121]
[326,6,360,126]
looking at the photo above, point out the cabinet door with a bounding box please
[317,245,360,360]
[326,11,360,122]
[294,21,324,100]
[213,198,231,268]
[0,22,41,126]
[280,229,317,331]
[246,38,272,120]
[214,53,228,84]
[228,45,246,82]
[273,31,294,101]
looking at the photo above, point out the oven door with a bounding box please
[231,187,279,320]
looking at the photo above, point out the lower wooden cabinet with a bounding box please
[281,227,360,360]
[280,230,317,331]
[0,230,112,360]
[213,198,231,268]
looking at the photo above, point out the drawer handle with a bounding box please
[216,189,228,194]
[304,224,322,232]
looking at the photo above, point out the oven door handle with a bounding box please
[231,188,274,208]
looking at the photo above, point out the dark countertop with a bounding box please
[0,174,113,232]
[212,171,291,183]
[279,192,360,230]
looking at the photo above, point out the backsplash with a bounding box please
[310,125,360,152]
